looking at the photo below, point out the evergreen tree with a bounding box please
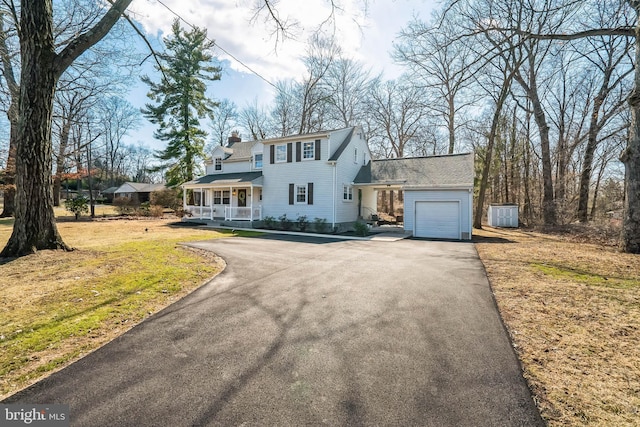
[142,20,220,186]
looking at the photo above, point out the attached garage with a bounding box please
[354,153,475,240]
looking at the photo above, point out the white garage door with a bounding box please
[414,201,460,239]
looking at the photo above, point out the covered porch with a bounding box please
[355,181,405,224]
[182,172,263,221]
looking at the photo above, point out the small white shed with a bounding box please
[488,204,519,228]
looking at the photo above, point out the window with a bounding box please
[254,153,263,169]
[354,148,358,164]
[213,190,222,204]
[275,144,287,162]
[222,191,230,204]
[303,141,315,160]
[343,185,353,201]
[259,190,263,201]
[214,157,222,171]
[296,185,307,204]
[363,152,367,165]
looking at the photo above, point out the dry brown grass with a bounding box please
[0,216,235,399]
[474,227,640,426]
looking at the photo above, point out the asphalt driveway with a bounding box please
[5,235,543,426]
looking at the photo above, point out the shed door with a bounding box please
[496,207,515,227]
[414,201,460,239]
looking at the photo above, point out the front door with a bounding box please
[237,189,247,207]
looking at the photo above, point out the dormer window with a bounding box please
[214,157,222,171]
[254,153,263,169]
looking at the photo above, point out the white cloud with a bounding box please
[129,0,421,84]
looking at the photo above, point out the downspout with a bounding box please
[332,162,336,230]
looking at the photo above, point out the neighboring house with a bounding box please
[114,182,166,203]
[101,186,119,203]
[182,126,475,240]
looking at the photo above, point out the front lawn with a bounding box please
[475,226,639,426]
[0,217,231,399]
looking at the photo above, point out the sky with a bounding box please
[125,0,438,149]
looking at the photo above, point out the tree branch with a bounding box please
[53,0,133,80]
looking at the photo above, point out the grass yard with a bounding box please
[475,226,640,426]
[0,213,240,399]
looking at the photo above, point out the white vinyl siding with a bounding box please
[334,128,371,224]
[262,139,332,221]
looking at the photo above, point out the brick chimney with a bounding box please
[228,131,241,145]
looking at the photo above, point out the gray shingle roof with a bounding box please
[225,141,258,161]
[354,153,474,188]
[328,127,355,161]
[115,182,166,193]
[184,171,263,186]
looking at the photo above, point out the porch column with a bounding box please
[199,187,204,219]
[250,184,253,221]
[209,189,214,220]
[182,186,187,216]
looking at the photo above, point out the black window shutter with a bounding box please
[296,141,301,162]
[287,142,293,163]
[315,139,321,160]
[308,182,314,205]
[270,145,275,164]
[289,183,294,205]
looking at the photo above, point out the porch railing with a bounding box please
[225,206,262,221]
[185,205,214,220]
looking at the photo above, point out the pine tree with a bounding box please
[142,20,221,186]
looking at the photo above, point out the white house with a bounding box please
[182,127,475,239]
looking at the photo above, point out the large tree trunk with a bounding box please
[620,3,640,253]
[1,0,70,257]
[620,5,640,252]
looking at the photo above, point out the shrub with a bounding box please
[263,216,277,229]
[64,196,89,220]
[113,196,137,215]
[279,214,292,230]
[149,205,165,218]
[150,188,181,210]
[135,201,151,216]
[296,215,309,232]
[313,217,328,233]
[353,221,369,237]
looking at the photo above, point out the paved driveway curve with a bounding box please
[6,235,543,426]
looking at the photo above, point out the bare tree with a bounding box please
[98,96,140,186]
[395,14,478,154]
[367,77,430,159]
[239,99,271,141]
[209,99,238,147]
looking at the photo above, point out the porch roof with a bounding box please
[183,171,263,188]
